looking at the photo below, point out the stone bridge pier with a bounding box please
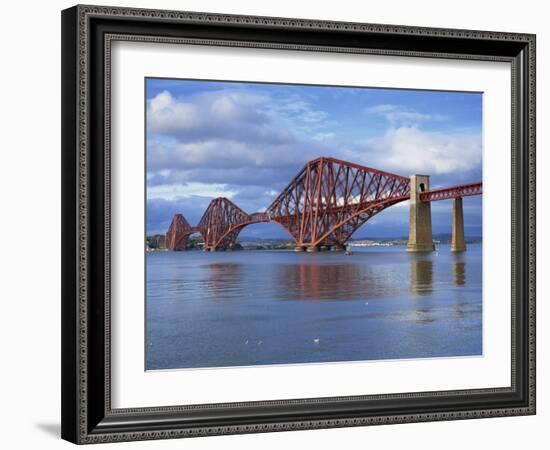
[451,197,466,252]
[407,175,435,252]
[407,175,468,253]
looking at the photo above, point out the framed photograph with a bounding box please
[61,5,536,444]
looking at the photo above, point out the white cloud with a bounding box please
[148,181,237,201]
[312,132,336,141]
[366,104,399,114]
[366,103,447,126]
[148,137,321,173]
[147,89,270,137]
[263,95,336,137]
[145,89,335,179]
[358,126,481,175]
[147,91,200,133]
[147,89,336,143]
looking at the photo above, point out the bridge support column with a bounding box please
[407,175,435,252]
[306,245,319,252]
[451,197,466,252]
[294,246,305,252]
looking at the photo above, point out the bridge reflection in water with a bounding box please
[202,261,402,302]
[274,263,402,301]
[453,259,466,287]
[410,254,467,294]
[201,253,468,302]
[410,256,434,296]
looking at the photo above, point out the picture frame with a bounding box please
[61,4,536,444]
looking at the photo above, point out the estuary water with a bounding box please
[146,244,482,370]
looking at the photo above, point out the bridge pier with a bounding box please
[294,246,305,252]
[407,175,435,253]
[332,243,346,252]
[451,197,466,252]
[306,245,319,252]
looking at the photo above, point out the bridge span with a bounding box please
[164,157,482,252]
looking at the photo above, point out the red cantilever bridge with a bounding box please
[165,157,482,252]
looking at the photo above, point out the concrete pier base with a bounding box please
[407,175,435,253]
[407,242,436,252]
[451,197,466,252]
[294,246,305,252]
[306,246,319,252]
[319,245,330,252]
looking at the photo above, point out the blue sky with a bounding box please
[146,78,482,238]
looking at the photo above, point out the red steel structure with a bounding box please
[419,181,482,202]
[164,157,482,251]
[266,157,411,248]
[197,197,269,250]
[165,213,199,251]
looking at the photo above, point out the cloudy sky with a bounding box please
[146,78,483,238]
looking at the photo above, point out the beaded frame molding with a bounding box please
[61,4,536,444]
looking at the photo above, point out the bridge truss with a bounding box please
[163,157,482,251]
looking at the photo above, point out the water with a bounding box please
[146,244,482,370]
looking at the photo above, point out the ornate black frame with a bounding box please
[61,4,536,444]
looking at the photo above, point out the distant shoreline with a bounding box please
[146,238,482,252]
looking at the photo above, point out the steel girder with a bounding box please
[266,157,411,247]
[164,157,483,251]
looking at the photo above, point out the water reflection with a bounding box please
[452,302,466,319]
[206,263,243,302]
[410,257,433,296]
[146,245,483,369]
[411,306,435,323]
[203,257,465,303]
[275,263,399,301]
[453,258,466,287]
[199,254,467,304]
